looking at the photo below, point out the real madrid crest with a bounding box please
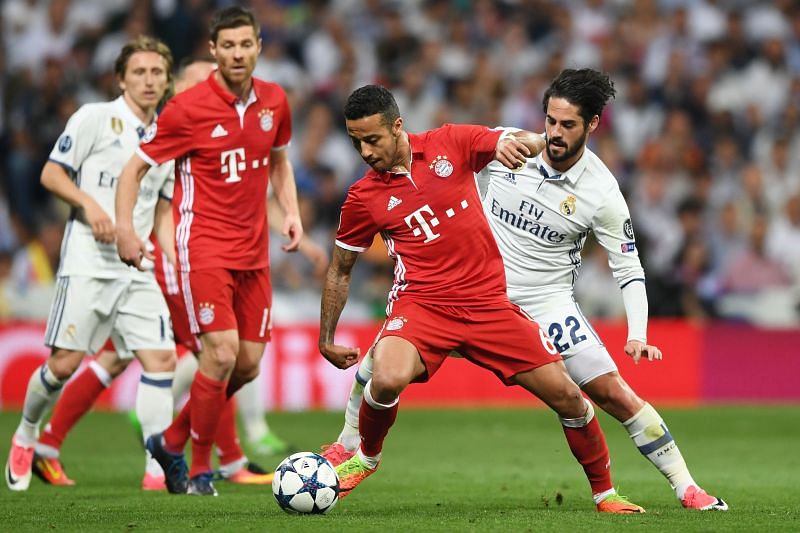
[111,117,123,134]
[560,195,577,216]
[429,155,453,178]
[258,108,274,132]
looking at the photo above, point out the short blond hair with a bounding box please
[114,35,173,84]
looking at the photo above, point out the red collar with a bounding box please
[207,71,260,106]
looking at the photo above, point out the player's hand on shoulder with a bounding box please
[281,213,304,253]
[116,227,155,271]
[319,342,360,370]
[83,200,115,244]
[495,136,531,171]
[624,340,663,364]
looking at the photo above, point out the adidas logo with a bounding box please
[211,124,228,138]
[387,196,402,210]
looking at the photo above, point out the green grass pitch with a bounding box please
[1,406,798,531]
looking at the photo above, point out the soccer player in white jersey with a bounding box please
[5,36,178,492]
[322,69,727,512]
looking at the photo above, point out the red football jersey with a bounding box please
[138,73,292,271]
[336,124,508,310]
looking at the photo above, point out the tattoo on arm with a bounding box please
[319,246,359,346]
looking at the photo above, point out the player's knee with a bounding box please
[550,384,586,419]
[48,350,83,380]
[370,370,409,401]
[235,363,260,384]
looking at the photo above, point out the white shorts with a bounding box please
[44,275,175,359]
[522,299,617,387]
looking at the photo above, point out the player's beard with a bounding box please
[546,127,589,163]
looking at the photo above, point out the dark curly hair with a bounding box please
[542,68,616,126]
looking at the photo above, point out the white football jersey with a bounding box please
[477,147,644,313]
[48,96,174,280]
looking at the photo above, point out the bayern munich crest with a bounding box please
[259,109,274,132]
[429,155,453,177]
[198,302,215,325]
[386,317,406,331]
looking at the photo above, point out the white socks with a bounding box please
[171,354,198,405]
[16,363,66,446]
[624,403,696,499]
[238,379,270,442]
[338,351,374,452]
[138,371,174,476]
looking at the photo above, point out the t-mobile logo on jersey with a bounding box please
[221,148,246,183]
[404,200,469,243]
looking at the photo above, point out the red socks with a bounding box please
[562,415,613,495]
[163,400,191,453]
[215,397,244,466]
[358,400,398,457]
[38,365,106,450]
[187,371,227,478]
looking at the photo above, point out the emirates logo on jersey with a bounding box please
[429,155,453,177]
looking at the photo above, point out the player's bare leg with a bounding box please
[213,339,272,485]
[35,349,127,486]
[335,337,424,498]
[6,349,82,491]
[582,372,727,510]
[512,361,645,513]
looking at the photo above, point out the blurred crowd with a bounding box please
[2,0,800,326]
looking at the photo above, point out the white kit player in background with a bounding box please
[5,36,178,491]
[323,69,727,512]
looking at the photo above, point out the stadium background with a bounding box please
[1,0,799,409]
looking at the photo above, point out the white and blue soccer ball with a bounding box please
[273,452,340,514]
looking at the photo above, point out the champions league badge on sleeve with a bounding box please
[57,135,73,153]
[623,218,635,239]
[259,109,274,132]
[429,155,453,177]
[141,123,157,143]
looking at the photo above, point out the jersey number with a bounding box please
[547,316,587,353]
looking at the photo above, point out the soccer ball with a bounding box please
[273,452,340,514]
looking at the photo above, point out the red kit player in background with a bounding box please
[116,7,302,496]
[319,85,643,512]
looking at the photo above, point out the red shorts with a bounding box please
[154,250,201,353]
[376,299,560,385]
[181,267,272,342]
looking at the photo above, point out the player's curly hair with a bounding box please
[210,6,259,43]
[344,85,400,128]
[542,68,616,126]
[114,35,173,84]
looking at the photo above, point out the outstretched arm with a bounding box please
[115,153,153,270]
[319,246,361,369]
[495,130,546,170]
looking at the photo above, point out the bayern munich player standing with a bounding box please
[116,7,302,496]
[5,37,178,492]
[318,85,644,512]
[29,57,271,490]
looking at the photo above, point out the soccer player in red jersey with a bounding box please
[116,7,302,496]
[318,85,644,512]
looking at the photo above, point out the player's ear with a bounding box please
[209,40,217,58]
[392,116,403,136]
[587,115,599,134]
